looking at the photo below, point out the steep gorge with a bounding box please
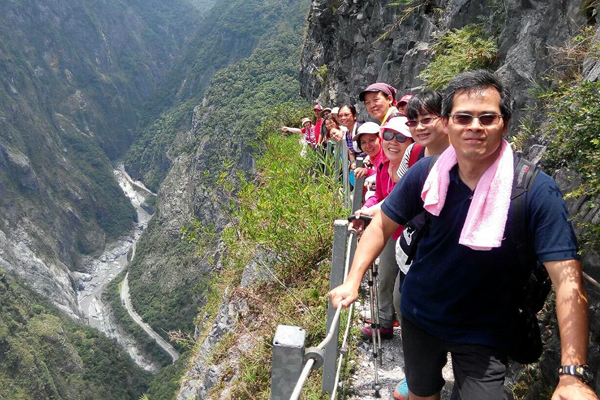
[3,0,600,399]
[0,0,206,318]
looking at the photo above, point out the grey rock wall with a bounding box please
[300,0,583,126]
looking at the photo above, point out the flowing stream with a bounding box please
[77,163,160,372]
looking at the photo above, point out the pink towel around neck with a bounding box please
[421,139,514,251]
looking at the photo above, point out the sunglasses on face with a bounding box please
[382,130,410,143]
[449,113,503,126]
[405,116,439,127]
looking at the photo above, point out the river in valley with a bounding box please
[76,163,160,372]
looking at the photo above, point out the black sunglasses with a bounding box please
[449,113,503,126]
[405,116,439,127]
[382,130,410,143]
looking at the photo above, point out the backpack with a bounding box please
[395,153,437,273]
[396,156,551,364]
[508,157,551,364]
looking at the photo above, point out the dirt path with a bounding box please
[348,293,454,399]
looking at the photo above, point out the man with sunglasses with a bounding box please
[331,70,596,400]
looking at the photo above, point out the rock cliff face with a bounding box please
[300,0,584,124]
[0,0,204,317]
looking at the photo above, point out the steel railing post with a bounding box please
[352,157,364,213]
[270,325,306,400]
[322,220,347,393]
[341,140,350,210]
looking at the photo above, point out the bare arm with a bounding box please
[280,126,302,134]
[545,259,598,400]
[329,210,399,308]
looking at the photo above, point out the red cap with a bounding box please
[397,94,414,106]
[313,104,323,111]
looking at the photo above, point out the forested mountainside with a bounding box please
[125,0,310,191]
[0,273,152,400]
[0,0,205,318]
[0,0,212,398]
[118,0,311,365]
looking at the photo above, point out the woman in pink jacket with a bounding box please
[353,117,414,340]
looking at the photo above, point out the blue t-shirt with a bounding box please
[382,157,579,350]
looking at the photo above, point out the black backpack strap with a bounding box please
[511,156,544,298]
[427,155,440,174]
[421,155,440,228]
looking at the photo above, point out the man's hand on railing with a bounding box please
[349,207,377,234]
[329,281,360,308]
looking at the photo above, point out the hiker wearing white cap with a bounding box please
[352,116,415,340]
[352,121,381,179]
[352,121,382,202]
[280,117,316,147]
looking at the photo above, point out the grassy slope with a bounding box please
[195,127,349,399]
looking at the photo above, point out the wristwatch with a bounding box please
[558,364,594,384]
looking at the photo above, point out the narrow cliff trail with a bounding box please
[349,296,454,399]
[120,272,180,362]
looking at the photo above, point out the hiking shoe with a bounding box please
[393,378,409,400]
[361,325,394,340]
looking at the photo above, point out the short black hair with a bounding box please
[441,69,512,122]
[405,90,442,119]
[339,104,357,117]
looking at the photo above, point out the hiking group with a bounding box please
[282,69,597,400]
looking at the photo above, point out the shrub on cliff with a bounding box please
[540,80,600,250]
[419,24,498,90]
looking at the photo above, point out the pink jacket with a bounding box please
[363,159,403,240]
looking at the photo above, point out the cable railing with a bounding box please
[269,139,364,400]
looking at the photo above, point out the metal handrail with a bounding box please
[289,230,356,400]
[289,304,343,400]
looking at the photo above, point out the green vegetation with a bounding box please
[419,24,498,89]
[127,225,210,349]
[0,275,151,400]
[312,65,328,83]
[191,124,347,399]
[126,0,310,190]
[125,100,196,191]
[125,0,311,346]
[143,354,191,400]
[539,81,600,250]
[63,132,136,240]
[541,81,600,201]
[513,26,600,252]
